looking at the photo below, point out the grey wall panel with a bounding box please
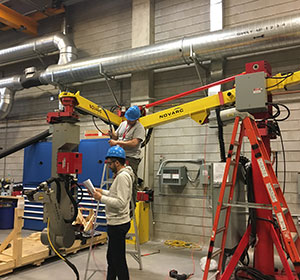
[224,0,300,27]
[155,0,210,42]
[70,0,132,57]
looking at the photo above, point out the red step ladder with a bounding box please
[203,115,300,280]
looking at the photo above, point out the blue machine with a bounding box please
[23,138,111,231]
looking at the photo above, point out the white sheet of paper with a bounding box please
[83,179,96,194]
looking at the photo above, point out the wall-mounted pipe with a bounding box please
[0,33,77,119]
[0,87,15,119]
[0,33,77,67]
[2,14,300,120]
[39,14,300,85]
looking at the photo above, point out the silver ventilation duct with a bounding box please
[1,14,300,119]
[40,15,300,85]
[0,33,77,67]
[0,87,15,119]
[0,33,77,119]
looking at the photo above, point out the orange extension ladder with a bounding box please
[203,115,300,280]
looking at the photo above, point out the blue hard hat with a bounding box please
[106,145,126,159]
[125,105,141,121]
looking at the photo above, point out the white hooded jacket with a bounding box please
[100,165,134,225]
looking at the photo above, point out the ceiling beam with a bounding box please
[0,3,38,35]
[29,6,65,21]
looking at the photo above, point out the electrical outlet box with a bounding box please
[161,166,188,186]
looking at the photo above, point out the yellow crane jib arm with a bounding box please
[266,70,300,91]
[139,89,236,129]
[59,91,124,126]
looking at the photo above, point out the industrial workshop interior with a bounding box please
[1,0,300,279]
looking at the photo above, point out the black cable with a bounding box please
[110,104,121,113]
[141,128,153,148]
[235,266,275,280]
[275,151,278,177]
[92,115,109,135]
[265,121,286,194]
[64,257,80,280]
[266,72,293,90]
[101,106,114,137]
[76,183,84,205]
[256,217,277,227]
[266,103,290,122]
[63,178,79,223]
[46,177,62,204]
[277,123,286,194]
[103,73,121,107]
[245,162,257,248]
[263,103,289,194]
[216,108,226,162]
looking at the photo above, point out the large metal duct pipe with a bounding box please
[0,33,77,67]
[0,76,23,119]
[0,34,77,118]
[40,15,300,85]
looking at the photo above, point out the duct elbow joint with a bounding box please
[20,68,43,88]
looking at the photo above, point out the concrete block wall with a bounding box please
[0,0,299,247]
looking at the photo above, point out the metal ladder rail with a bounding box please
[244,117,300,272]
[126,199,142,270]
[84,163,109,280]
[203,116,243,280]
[204,116,300,279]
[84,164,143,279]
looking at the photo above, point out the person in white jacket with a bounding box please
[92,145,134,280]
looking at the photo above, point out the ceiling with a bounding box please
[0,0,83,35]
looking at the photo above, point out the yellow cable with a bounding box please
[47,219,66,261]
[164,239,201,249]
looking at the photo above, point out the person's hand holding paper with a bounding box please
[83,179,102,200]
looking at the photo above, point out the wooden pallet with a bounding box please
[0,197,107,276]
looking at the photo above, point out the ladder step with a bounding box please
[211,248,222,258]
[126,233,135,240]
[291,232,298,243]
[230,160,237,165]
[127,250,139,254]
[265,160,271,165]
[216,227,226,234]
[225,182,232,187]
[220,205,229,211]
[233,141,240,146]
[282,207,289,215]
[273,184,280,189]
[102,179,113,184]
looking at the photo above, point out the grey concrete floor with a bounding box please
[0,229,214,280]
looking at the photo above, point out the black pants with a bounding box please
[107,222,131,280]
[126,157,141,204]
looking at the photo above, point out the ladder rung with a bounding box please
[233,141,240,146]
[291,232,298,243]
[225,182,232,187]
[282,208,289,215]
[265,160,271,165]
[230,160,237,165]
[216,227,226,234]
[221,205,229,211]
[127,250,139,254]
[273,184,280,189]
[211,248,222,258]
